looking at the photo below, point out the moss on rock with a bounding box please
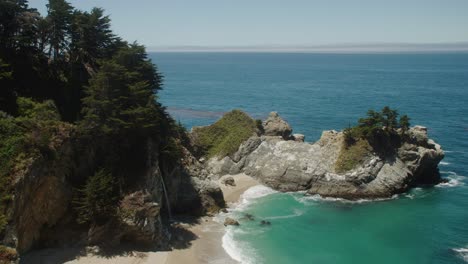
[191,110,258,159]
[335,139,372,173]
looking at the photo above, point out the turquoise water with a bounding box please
[152,52,468,263]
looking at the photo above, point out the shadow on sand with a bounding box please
[20,216,202,264]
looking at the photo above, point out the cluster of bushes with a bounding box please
[191,110,259,158]
[336,106,411,173]
[0,98,64,232]
[343,106,410,146]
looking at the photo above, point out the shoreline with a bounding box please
[165,173,260,264]
[22,173,260,264]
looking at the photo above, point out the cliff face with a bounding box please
[1,128,226,258]
[206,113,444,200]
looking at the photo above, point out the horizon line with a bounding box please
[147,42,468,53]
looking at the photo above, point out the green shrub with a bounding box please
[73,169,120,224]
[335,139,372,173]
[192,110,258,158]
[0,116,26,232]
[0,98,65,232]
[345,106,411,145]
[17,97,60,121]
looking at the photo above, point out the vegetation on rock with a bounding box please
[0,97,67,232]
[191,110,259,158]
[73,169,120,224]
[335,139,372,173]
[0,0,182,236]
[336,106,411,172]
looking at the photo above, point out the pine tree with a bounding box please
[46,0,73,60]
[399,114,410,133]
[73,169,119,224]
[80,44,163,138]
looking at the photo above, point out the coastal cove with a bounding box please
[155,52,468,264]
[2,1,468,263]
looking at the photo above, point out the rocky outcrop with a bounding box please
[2,125,76,254]
[224,217,239,226]
[205,118,444,199]
[262,112,292,139]
[292,134,305,142]
[1,131,227,258]
[170,147,226,216]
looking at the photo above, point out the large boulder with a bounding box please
[262,112,292,139]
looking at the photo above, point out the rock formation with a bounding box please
[205,112,444,200]
[262,112,292,139]
[0,130,226,258]
[224,217,240,226]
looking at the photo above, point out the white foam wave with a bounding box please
[235,185,277,210]
[295,194,399,204]
[241,185,277,200]
[219,185,275,264]
[264,208,304,220]
[437,172,466,188]
[440,161,451,166]
[222,228,260,264]
[453,247,468,262]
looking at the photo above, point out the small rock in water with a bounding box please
[240,213,255,221]
[224,217,240,226]
[221,208,228,213]
[260,220,271,226]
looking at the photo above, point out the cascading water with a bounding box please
[160,173,172,221]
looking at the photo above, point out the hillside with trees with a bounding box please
[0,0,188,260]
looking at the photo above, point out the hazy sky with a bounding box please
[28,0,468,50]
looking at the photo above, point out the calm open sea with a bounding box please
[151,52,468,264]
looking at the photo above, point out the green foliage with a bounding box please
[0,114,26,232]
[73,169,120,224]
[46,0,74,59]
[17,97,61,121]
[399,114,410,133]
[347,106,411,144]
[70,7,118,66]
[337,106,412,172]
[335,139,372,173]
[0,0,179,233]
[0,59,12,81]
[0,97,63,232]
[79,45,162,137]
[192,110,258,158]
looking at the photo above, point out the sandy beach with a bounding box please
[22,173,259,264]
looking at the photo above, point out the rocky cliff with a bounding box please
[0,125,225,261]
[205,112,444,199]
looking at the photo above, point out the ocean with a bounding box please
[151,52,468,264]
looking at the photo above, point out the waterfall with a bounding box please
[160,173,172,220]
